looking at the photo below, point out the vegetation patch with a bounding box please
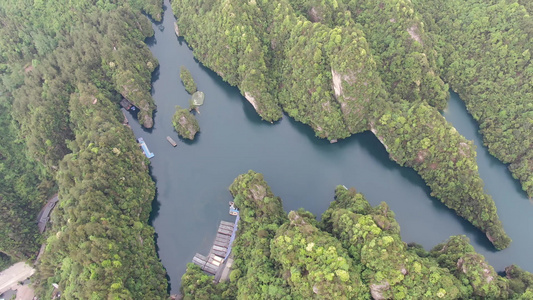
[173,0,513,249]
[181,171,533,298]
[414,0,533,197]
[173,105,200,140]
[180,65,197,94]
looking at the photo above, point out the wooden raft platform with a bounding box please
[192,221,235,275]
[166,136,177,147]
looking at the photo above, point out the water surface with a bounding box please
[127,1,533,292]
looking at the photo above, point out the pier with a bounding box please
[137,137,154,158]
[192,216,239,279]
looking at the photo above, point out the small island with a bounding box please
[188,90,205,112]
[172,105,200,140]
[179,66,197,94]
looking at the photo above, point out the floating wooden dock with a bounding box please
[166,136,177,147]
[193,218,239,275]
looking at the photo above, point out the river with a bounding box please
[126,0,533,292]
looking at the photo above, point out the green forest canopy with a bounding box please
[173,105,200,140]
[0,0,168,298]
[0,0,531,298]
[170,0,533,249]
[181,171,533,299]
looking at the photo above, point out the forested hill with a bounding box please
[172,0,512,249]
[0,104,48,263]
[412,0,533,198]
[181,171,533,299]
[0,0,168,298]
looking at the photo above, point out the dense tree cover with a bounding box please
[173,0,283,122]
[0,0,169,297]
[505,265,533,297]
[0,252,13,271]
[173,0,511,248]
[0,105,49,261]
[291,0,449,110]
[1,0,160,133]
[430,235,523,298]
[182,171,289,299]
[228,170,289,299]
[181,264,231,299]
[372,102,510,249]
[322,186,466,299]
[180,66,197,94]
[346,0,449,110]
[273,12,383,138]
[517,0,533,14]
[173,106,200,140]
[413,0,533,197]
[35,84,167,298]
[180,171,533,298]
[271,210,368,298]
[174,0,385,137]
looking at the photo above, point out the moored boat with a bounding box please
[166,136,177,147]
[229,201,239,216]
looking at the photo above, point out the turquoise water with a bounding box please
[126,1,533,292]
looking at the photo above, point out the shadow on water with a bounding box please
[197,62,239,98]
[144,4,166,25]
[148,169,161,224]
[354,132,397,169]
[240,96,282,127]
[144,166,172,294]
[280,115,492,249]
[192,54,200,64]
[147,171,171,292]
[178,130,201,145]
[472,230,499,253]
[141,114,155,134]
[124,107,140,124]
[151,65,161,92]
[150,229,173,294]
[484,154,526,197]
[145,33,157,47]
[284,113,333,146]
[510,171,528,197]
[446,92,528,198]
[177,36,186,46]
[174,32,194,50]
[123,105,154,133]
[353,129,497,252]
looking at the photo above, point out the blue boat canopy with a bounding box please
[138,137,154,158]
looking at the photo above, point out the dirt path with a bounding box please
[0,262,35,294]
[14,283,35,300]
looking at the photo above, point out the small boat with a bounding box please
[138,137,154,158]
[229,201,239,216]
[166,136,177,147]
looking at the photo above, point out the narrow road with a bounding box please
[0,262,35,294]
